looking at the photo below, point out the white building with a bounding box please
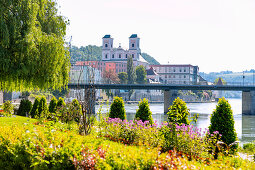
[102,34,149,69]
[150,64,200,85]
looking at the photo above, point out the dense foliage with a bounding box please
[109,96,126,120]
[70,45,102,62]
[118,72,128,84]
[38,96,48,118]
[135,98,153,124]
[209,98,238,151]
[49,96,58,113]
[57,97,66,108]
[69,45,160,65]
[0,99,254,169]
[30,97,40,118]
[141,52,160,65]
[17,99,32,116]
[0,0,70,91]
[135,65,147,84]
[167,97,190,125]
[2,100,13,116]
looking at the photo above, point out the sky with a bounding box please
[57,0,255,73]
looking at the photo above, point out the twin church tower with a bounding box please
[102,34,142,62]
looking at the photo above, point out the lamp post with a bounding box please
[243,71,245,86]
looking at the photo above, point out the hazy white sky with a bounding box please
[58,0,255,73]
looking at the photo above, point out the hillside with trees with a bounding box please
[200,70,255,98]
[70,45,160,65]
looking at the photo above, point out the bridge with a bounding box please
[68,83,255,115]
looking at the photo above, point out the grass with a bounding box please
[0,115,37,126]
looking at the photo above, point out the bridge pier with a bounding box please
[242,91,255,115]
[164,90,178,114]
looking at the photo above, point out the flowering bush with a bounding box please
[99,118,162,147]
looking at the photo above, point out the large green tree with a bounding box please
[118,72,128,84]
[135,65,147,84]
[127,56,136,100]
[0,0,70,91]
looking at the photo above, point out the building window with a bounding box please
[105,44,108,48]
[119,54,121,58]
[126,54,128,58]
[105,54,107,58]
[132,54,134,58]
[112,54,114,58]
[132,43,134,47]
[169,75,171,78]
[165,75,167,78]
[184,69,186,72]
[180,69,182,72]
[174,69,176,72]
[184,75,186,78]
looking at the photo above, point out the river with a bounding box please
[95,98,255,144]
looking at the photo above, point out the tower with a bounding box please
[102,35,113,61]
[129,34,141,61]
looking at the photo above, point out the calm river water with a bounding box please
[95,98,255,144]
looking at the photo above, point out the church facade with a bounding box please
[102,34,149,68]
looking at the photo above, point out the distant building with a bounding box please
[150,64,200,85]
[102,34,149,69]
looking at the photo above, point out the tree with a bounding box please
[167,97,190,125]
[57,97,66,108]
[209,98,238,151]
[136,65,147,84]
[70,99,82,123]
[49,96,58,113]
[31,97,40,118]
[102,69,119,84]
[109,96,126,120]
[127,56,136,100]
[118,72,128,84]
[17,99,32,116]
[0,0,70,91]
[135,98,153,124]
[127,56,136,84]
[38,96,48,118]
[214,77,227,85]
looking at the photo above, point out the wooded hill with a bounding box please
[70,45,160,65]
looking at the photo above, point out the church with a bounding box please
[102,34,149,68]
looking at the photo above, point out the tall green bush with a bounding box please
[49,96,58,113]
[17,99,32,116]
[135,98,153,124]
[209,98,238,150]
[109,96,126,120]
[30,97,40,118]
[38,96,48,118]
[70,99,82,123]
[57,97,66,109]
[3,100,13,116]
[167,97,190,125]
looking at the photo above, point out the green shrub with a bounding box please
[70,99,82,123]
[30,97,40,118]
[209,98,238,152]
[135,98,153,124]
[17,99,32,116]
[243,142,255,154]
[167,97,190,125]
[49,96,58,113]
[38,96,48,118]
[109,96,126,120]
[57,97,66,108]
[3,100,13,116]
